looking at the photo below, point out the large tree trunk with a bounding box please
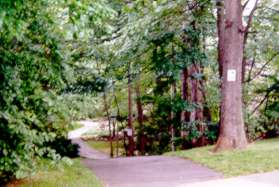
[180,68,190,137]
[194,65,206,146]
[189,66,197,123]
[214,0,248,151]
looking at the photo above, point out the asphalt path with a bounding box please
[69,121,279,187]
[68,121,222,187]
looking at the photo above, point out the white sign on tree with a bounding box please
[227,69,237,82]
[125,128,133,136]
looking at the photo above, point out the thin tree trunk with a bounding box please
[181,69,188,102]
[214,0,248,151]
[135,78,145,155]
[103,92,113,158]
[217,0,226,79]
[242,0,259,83]
[171,82,177,151]
[127,63,135,156]
[180,68,190,137]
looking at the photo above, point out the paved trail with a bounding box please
[72,138,109,159]
[69,120,109,159]
[83,156,222,187]
[69,121,279,187]
[185,171,279,187]
[68,121,222,187]
[68,120,100,139]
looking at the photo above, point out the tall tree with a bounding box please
[215,0,248,151]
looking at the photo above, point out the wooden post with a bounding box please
[108,119,114,158]
[115,120,119,157]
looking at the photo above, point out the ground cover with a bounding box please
[8,159,102,187]
[165,138,279,177]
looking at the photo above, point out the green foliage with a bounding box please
[57,94,103,120]
[1,0,278,182]
[243,1,279,140]
[258,76,279,138]
[46,137,79,158]
[100,0,217,154]
[0,0,117,181]
[0,0,70,182]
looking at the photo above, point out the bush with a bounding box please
[0,1,70,183]
[46,138,80,158]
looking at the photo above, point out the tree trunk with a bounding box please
[194,65,206,146]
[180,68,190,137]
[189,66,196,123]
[135,79,145,155]
[217,0,226,79]
[103,92,114,158]
[171,82,177,151]
[127,64,135,156]
[214,0,248,151]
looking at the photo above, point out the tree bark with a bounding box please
[217,0,226,79]
[180,68,190,137]
[127,63,135,156]
[214,0,248,151]
[135,78,145,155]
[194,65,206,146]
[189,66,197,123]
[171,82,177,151]
[103,92,114,158]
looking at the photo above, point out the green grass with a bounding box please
[16,159,102,187]
[86,140,125,156]
[165,138,279,177]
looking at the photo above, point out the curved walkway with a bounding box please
[68,120,222,187]
[72,138,109,159]
[69,121,279,187]
[68,120,100,139]
[69,120,109,159]
[185,171,279,187]
[83,156,222,187]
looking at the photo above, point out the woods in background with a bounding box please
[0,0,278,183]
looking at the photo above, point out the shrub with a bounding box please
[0,0,70,183]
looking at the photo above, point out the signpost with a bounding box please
[110,115,117,157]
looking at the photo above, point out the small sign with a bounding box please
[227,69,236,82]
[125,128,133,137]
